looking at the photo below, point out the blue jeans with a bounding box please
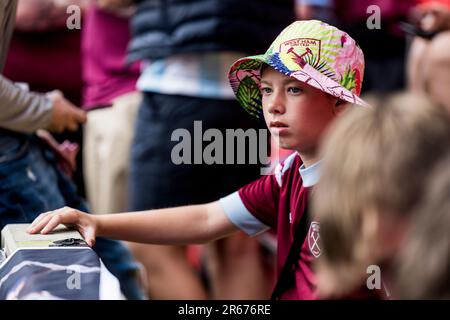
[0,130,145,299]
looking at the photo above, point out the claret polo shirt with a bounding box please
[219,152,322,300]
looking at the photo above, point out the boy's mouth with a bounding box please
[270,121,288,128]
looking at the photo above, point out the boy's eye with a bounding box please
[287,87,302,94]
[260,87,272,95]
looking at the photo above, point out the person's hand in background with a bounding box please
[46,90,87,133]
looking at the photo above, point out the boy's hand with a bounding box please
[27,207,98,247]
[46,90,87,133]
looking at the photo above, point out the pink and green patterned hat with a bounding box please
[228,20,369,117]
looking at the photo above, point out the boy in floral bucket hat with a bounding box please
[28,20,370,300]
[229,19,368,119]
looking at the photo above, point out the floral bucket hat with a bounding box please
[228,20,369,117]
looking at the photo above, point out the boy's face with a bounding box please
[260,67,340,156]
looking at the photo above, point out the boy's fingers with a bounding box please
[29,211,49,227]
[28,211,54,232]
[28,213,55,234]
[40,209,79,234]
[28,207,70,234]
[40,213,66,234]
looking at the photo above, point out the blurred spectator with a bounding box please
[392,152,450,299]
[407,0,450,113]
[393,153,450,299]
[296,0,415,93]
[0,0,144,299]
[409,0,450,33]
[312,93,450,299]
[0,0,86,136]
[4,0,87,194]
[81,4,141,215]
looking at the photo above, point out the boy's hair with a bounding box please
[393,152,450,299]
[312,92,450,292]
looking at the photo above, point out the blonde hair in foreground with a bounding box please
[393,152,450,299]
[312,92,450,298]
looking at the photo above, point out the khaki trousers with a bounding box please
[83,91,141,214]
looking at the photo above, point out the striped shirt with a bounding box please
[137,52,246,100]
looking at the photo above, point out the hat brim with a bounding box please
[229,54,370,118]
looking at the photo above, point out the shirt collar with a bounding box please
[299,160,322,187]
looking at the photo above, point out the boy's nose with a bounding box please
[267,93,286,115]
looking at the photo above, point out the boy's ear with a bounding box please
[333,99,349,115]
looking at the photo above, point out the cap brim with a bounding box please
[290,63,370,107]
[229,55,268,117]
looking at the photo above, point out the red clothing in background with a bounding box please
[82,6,140,109]
[4,29,82,105]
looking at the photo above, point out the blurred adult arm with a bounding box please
[0,0,87,133]
[0,0,54,133]
[0,75,52,132]
[0,77,86,133]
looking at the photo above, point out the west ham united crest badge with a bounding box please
[308,221,321,258]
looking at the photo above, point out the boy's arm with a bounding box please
[97,202,238,244]
[28,202,239,246]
